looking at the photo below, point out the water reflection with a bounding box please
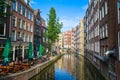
[30,64,55,80]
[55,54,76,80]
[30,54,104,80]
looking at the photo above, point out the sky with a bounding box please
[30,0,89,32]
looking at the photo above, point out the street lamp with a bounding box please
[17,37,23,64]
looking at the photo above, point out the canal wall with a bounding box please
[0,54,63,80]
[83,55,107,80]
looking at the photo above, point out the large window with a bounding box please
[23,7,26,17]
[36,18,40,25]
[0,23,6,36]
[27,11,30,19]
[30,24,33,32]
[18,18,21,28]
[18,3,22,14]
[118,1,120,23]
[11,30,15,41]
[12,16,17,27]
[105,24,108,37]
[12,1,17,11]
[17,32,20,40]
[105,1,108,15]
[22,20,26,30]
[102,6,104,18]
[100,10,102,20]
[22,33,24,42]
[118,32,120,61]
[30,13,33,21]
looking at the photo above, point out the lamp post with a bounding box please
[17,37,23,63]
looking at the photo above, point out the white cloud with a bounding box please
[30,0,37,5]
[60,17,80,32]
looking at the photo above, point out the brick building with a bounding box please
[84,0,118,79]
[33,9,41,52]
[64,30,72,49]
[116,0,120,80]
[0,0,12,58]
[71,27,77,52]
[11,0,34,61]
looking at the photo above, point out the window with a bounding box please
[118,1,120,23]
[118,32,120,61]
[102,26,105,38]
[28,23,30,31]
[102,6,104,18]
[23,7,26,17]
[18,18,21,28]
[27,11,30,19]
[100,28,102,39]
[105,24,108,37]
[30,13,33,21]
[22,33,24,42]
[98,25,99,36]
[22,20,26,30]
[0,2,7,13]
[100,10,101,20]
[0,23,6,36]
[11,30,15,41]
[25,34,27,42]
[17,32,20,40]
[36,18,40,25]
[12,16,17,27]
[18,3,22,14]
[30,24,33,32]
[105,1,108,15]
[12,1,17,11]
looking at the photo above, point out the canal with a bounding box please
[29,53,106,80]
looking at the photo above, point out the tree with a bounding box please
[46,7,63,51]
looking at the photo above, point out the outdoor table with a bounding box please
[21,63,30,70]
[0,66,13,73]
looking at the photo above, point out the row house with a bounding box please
[33,12,46,55]
[33,9,41,55]
[75,25,80,54]
[71,27,77,52]
[84,0,119,79]
[115,0,120,79]
[73,19,84,55]
[79,19,84,56]
[58,33,64,50]
[0,0,13,58]
[64,30,72,49]
[85,0,100,69]
[40,17,47,52]
[55,33,64,53]
[11,0,34,61]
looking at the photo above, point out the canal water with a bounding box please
[29,54,105,80]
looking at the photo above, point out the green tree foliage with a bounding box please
[46,7,63,45]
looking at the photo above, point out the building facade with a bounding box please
[11,0,34,61]
[64,30,72,49]
[71,27,77,52]
[0,0,12,58]
[33,9,41,53]
[84,0,117,79]
[79,19,84,55]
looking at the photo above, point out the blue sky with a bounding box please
[30,0,89,32]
